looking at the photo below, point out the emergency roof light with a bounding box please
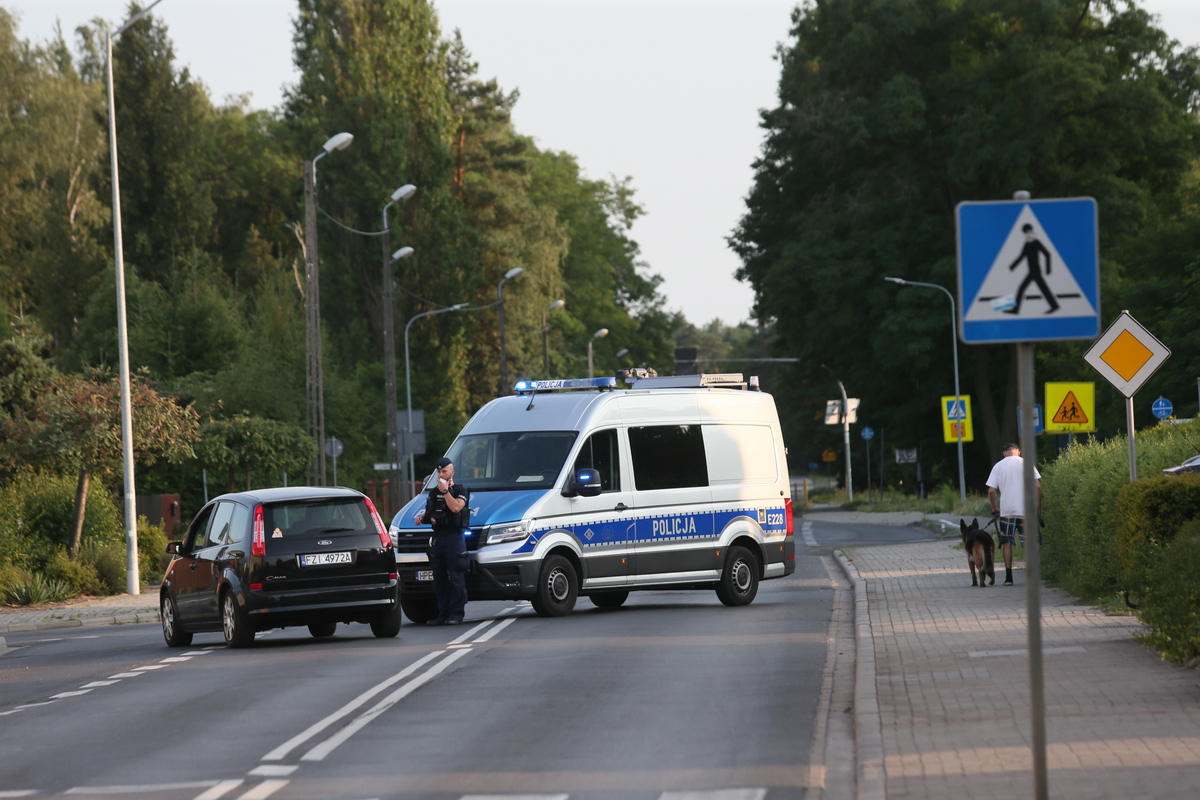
[514,377,618,394]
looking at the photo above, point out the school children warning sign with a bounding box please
[1044,382,1096,433]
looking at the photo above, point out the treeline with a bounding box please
[734,0,1200,488]
[0,0,706,533]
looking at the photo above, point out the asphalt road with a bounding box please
[0,517,937,800]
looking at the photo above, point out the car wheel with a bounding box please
[715,545,759,607]
[370,598,402,638]
[589,590,629,609]
[222,590,255,648]
[160,593,192,647]
[308,622,337,638]
[531,554,578,617]
[400,593,439,625]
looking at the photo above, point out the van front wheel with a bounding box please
[532,555,578,617]
[716,546,759,607]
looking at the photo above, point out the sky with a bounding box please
[7,0,1200,327]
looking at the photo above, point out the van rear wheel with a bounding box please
[590,590,629,609]
[531,555,578,617]
[401,593,439,625]
[716,546,759,607]
[308,622,337,638]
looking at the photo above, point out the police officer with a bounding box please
[414,456,469,625]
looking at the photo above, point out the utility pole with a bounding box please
[304,161,326,486]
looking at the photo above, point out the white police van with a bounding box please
[389,371,795,621]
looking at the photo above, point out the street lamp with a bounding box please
[588,328,609,378]
[404,303,469,501]
[106,0,169,594]
[303,130,354,486]
[497,267,524,394]
[541,299,565,376]
[381,184,417,513]
[615,348,630,361]
[884,276,967,501]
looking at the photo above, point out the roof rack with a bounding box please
[626,373,747,389]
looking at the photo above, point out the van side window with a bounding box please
[573,429,621,492]
[629,425,708,490]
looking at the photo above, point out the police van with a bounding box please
[389,371,795,621]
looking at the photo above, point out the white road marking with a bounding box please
[50,690,92,699]
[134,664,168,669]
[463,796,568,800]
[261,650,444,761]
[448,619,495,644]
[0,790,38,797]
[247,765,296,777]
[160,656,192,662]
[80,680,120,688]
[474,617,516,642]
[65,781,222,794]
[236,779,288,799]
[801,520,818,547]
[108,672,146,678]
[301,649,471,761]
[660,791,768,800]
[192,780,244,800]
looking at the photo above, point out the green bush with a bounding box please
[0,564,31,600]
[1040,419,1200,602]
[79,539,126,594]
[1136,520,1200,664]
[137,515,169,583]
[0,473,123,561]
[3,573,75,606]
[1114,473,1200,592]
[41,548,102,595]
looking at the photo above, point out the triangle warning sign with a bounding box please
[1051,391,1089,425]
[964,205,1097,322]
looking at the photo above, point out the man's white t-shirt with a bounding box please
[985,455,1041,517]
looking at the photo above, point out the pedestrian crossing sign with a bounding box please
[941,395,973,443]
[957,197,1099,343]
[1044,382,1096,433]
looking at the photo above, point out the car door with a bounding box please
[175,502,230,625]
[563,427,636,588]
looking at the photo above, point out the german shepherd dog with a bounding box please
[960,518,995,587]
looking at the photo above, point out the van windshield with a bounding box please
[436,431,579,491]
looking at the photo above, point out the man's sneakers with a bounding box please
[444,617,463,626]
[1004,569,1014,586]
[426,617,447,626]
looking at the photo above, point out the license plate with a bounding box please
[299,551,351,566]
[415,570,434,581]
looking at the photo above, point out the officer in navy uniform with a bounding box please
[414,457,469,625]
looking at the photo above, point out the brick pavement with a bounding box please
[839,537,1200,799]
[0,591,160,634]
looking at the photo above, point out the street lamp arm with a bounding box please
[114,0,168,36]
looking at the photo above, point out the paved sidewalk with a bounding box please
[0,591,160,634]
[838,537,1200,800]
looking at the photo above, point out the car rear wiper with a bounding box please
[319,527,356,533]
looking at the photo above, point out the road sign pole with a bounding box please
[1017,342,1048,800]
[1127,396,1137,481]
[839,381,853,501]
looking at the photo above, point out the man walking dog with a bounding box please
[986,443,1041,585]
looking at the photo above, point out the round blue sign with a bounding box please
[1152,397,1173,419]
[861,427,875,440]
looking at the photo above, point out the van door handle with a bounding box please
[614,503,629,512]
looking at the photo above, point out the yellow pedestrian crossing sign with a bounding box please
[941,395,973,443]
[1044,382,1096,433]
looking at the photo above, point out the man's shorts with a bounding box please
[997,516,1024,547]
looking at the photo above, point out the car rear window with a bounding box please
[263,499,373,540]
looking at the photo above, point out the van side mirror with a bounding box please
[564,468,602,498]
[166,541,181,554]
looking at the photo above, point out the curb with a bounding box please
[1,611,159,633]
[835,549,887,800]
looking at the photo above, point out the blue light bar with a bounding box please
[514,377,618,393]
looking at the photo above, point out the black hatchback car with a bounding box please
[160,487,400,647]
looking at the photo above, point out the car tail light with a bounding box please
[364,497,392,548]
[252,504,265,556]
[784,498,794,536]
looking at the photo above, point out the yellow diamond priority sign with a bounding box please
[1083,312,1169,398]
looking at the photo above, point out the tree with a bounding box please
[22,370,199,556]
[195,414,310,492]
[732,0,1200,488]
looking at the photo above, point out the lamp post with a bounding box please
[381,184,416,512]
[588,328,609,378]
[497,267,524,394]
[541,298,565,376]
[884,276,967,501]
[404,303,469,500]
[106,0,169,595]
[303,131,354,486]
